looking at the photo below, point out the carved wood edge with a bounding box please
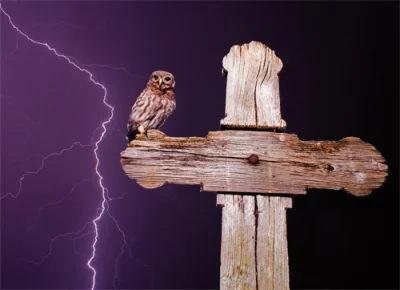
[220,41,286,130]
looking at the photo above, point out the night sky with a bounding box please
[1,2,398,290]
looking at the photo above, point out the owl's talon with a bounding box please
[138,125,145,134]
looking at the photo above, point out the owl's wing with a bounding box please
[128,89,163,129]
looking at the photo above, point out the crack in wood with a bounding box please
[124,147,339,173]
[254,196,259,290]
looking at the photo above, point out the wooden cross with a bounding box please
[120,41,388,289]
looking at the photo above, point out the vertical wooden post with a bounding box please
[220,42,286,130]
[217,195,292,290]
[218,42,291,290]
[256,196,292,290]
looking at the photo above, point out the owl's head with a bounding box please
[148,70,175,91]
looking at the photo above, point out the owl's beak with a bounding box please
[158,78,163,87]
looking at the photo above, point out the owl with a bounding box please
[127,70,176,143]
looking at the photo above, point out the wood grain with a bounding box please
[218,195,257,289]
[256,196,292,290]
[220,41,286,130]
[217,195,292,290]
[121,129,388,197]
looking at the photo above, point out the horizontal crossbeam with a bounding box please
[120,129,387,196]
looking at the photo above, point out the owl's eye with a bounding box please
[153,75,159,80]
[164,77,171,82]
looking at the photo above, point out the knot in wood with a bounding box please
[248,154,259,165]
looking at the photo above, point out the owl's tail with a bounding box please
[126,124,139,143]
[126,129,139,143]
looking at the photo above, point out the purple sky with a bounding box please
[1,2,399,290]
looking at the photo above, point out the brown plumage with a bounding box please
[127,70,176,142]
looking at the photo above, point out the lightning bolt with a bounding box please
[66,55,144,79]
[23,221,94,265]
[1,5,117,289]
[1,141,94,200]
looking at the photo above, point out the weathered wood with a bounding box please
[220,41,286,130]
[256,196,292,290]
[217,195,292,290]
[121,129,388,197]
[218,195,257,289]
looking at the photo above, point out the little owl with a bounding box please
[127,70,176,143]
